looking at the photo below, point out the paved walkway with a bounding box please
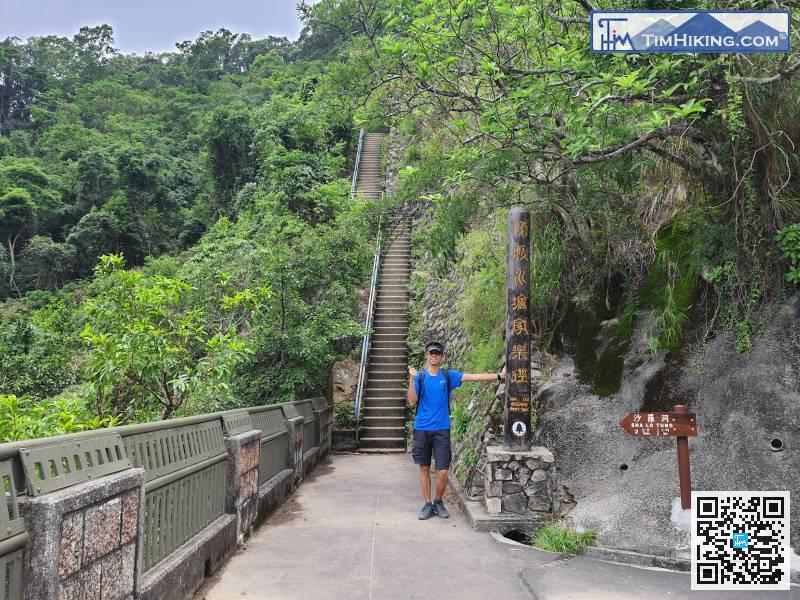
[198,453,798,600]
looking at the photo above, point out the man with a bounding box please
[407,341,505,520]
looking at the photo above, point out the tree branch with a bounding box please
[572,125,696,164]
[738,60,800,84]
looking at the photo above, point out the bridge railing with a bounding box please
[0,396,333,600]
[0,458,26,600]
[118,415,228,572]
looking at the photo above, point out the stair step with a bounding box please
[359,437,406,450]
[363,400,405,408]
[362,419,406,428]
[362,407,405,412]
[361,428,406,436]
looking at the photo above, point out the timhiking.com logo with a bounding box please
[590,11,791,54]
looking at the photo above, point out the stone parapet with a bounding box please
[283,415,305,484]
[19,467,145,600]
[224,429,262,542]
[483,446,559,516]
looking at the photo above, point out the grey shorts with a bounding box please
[412,429,452,469]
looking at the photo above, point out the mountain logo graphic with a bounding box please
[590,10,790,54]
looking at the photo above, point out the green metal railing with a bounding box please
[249,404,290,486]
[118,416,228,571]
[0,459,26,600]
[0,396,331,583]
[296,400,318,455]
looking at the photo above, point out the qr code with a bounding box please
[691,491,790,590]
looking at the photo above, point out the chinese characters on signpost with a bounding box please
[619,405,698,509]
[504,208,532,451]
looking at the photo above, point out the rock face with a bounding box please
[329,358,360,408]
[535,294,800,559]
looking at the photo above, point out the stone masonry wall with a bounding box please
[225,431,261,541]
[20,468,145,600]
[484,446,558,516]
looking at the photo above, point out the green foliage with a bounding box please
[461,218,506,372]
[0,294,82,400]
[529,222,567,340]
[775,224,800,285]
[451,403,471,440]
[0,25,375,436]
[334,402,358,428]
[80,255,252,420]
[0,393,117,443]
[461,448,478,470]
[528,525,597,555]
[638,215,701,355]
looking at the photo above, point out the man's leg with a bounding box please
[419,466,432,503]
[434,468,448,500]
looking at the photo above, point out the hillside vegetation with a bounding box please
[0,22,376,439]
[2,0,799,441]
[319,0,799,373]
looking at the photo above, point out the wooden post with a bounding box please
[504,208,532,452]
[674,404,692,509]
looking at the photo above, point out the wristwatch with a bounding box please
[497,372,502,382]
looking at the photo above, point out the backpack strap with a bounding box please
[415,370,426,403]
[443,368,452,417]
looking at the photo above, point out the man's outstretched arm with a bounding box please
[462,366,506,383]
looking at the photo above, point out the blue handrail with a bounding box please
[354,213,382,435]
[350,129,365,199]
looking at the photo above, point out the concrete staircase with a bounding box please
[354,133,384,200]
[359,218,411,451]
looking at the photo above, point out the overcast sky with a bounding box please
[1,0,305,55]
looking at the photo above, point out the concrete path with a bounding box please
[198,453,798,600]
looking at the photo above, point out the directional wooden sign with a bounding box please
[620,411,698,437]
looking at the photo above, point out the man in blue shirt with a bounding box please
[407,341,506,520]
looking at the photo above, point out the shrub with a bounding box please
[527,525,597,555]
[775,224,800,285]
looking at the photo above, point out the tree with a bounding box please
[18,235,75,290]
[81,255,251,419]
[0,187,34,294]
[207,104,256,209]
[64,209,121,276]
[0,157,63,233]
[73,24,118,83]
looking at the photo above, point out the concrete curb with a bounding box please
[584,546,690,572]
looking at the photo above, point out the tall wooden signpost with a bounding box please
[504,208,532,452]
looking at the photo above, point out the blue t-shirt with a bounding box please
[413,369,463,431]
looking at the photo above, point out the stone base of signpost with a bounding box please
[483,446,559,517]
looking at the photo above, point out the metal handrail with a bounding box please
[354,214,383,436]
[350,129,365,198]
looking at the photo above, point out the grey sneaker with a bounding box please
[433,499,449,518]
[418,502,435,520]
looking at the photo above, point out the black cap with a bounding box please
[425,341,444,353]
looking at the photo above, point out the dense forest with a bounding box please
[0,17,377,439]
[1,0,799,441]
